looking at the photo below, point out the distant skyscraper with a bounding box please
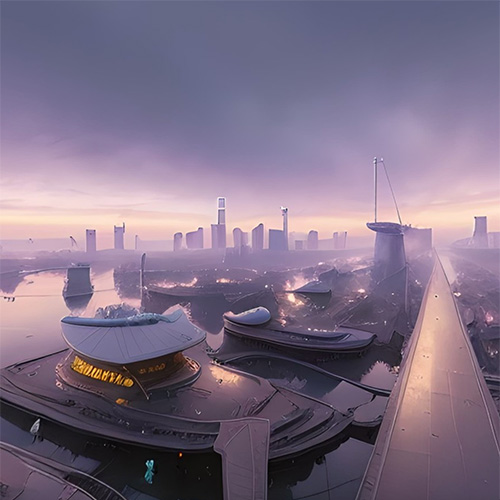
[211,224,227,249]
[295,240,304,250]
[114,223,125,250]
[211,197,227,249]
[341,231,347,249]
[241,231,249,247]
[269,229,287,251]
[307,230,319,250]
[86,229,96,253]
[332,231,347,249]
[186,227,203,249]
[233,227,248,256]
[473,216,488,248]
[217,197,226,224]
[173,232,183,251]
[233,227,242,249]
[281,206,289,250]
[252,223,264,251]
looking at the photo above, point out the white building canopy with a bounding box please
[61,309,206,365]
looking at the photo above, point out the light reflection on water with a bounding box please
[0,269,138,368]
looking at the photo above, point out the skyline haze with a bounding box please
[1,1,499,248]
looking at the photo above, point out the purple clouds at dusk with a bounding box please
[1,1,498,246]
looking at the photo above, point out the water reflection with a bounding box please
[0,269,138,368]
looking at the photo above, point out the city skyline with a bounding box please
[1,2,498,247]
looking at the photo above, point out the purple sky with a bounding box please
[1,1,499,247]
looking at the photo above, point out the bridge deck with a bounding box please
[357,254,500,500]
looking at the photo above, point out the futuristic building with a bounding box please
[307,230,319,250]
[252,223,264,252]
[1,312,354,461]
[85,229,96,253]
[367,222,406,282]
[173,232,183,252]
[114,223,125,250]
[211,197,227,250]
[186,227,204,249]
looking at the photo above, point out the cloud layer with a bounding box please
[1,1,498,244]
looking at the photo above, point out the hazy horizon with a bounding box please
[1,1,499,247]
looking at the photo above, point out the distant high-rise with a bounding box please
[173,232,183,251]
[86,229,96,253]
[217,197,226,225]
[114,223,125,250]
[333,231,347,249]
[211,224,227,249]
[252,223,264,251]
[269,229,287,251]
[241,231,249,247]
[307,230,319,250]
[186,227,203,249]
[281,207,289,250]
[211,197,227,249]
[295,240,304,250]
[341,231,347,249]
[333,232,339,250]
[233,227,243,249]
[232,227,248,255]
[473,216,488,248]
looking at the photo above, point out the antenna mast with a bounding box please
[372,156,402,225]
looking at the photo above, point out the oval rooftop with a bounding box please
[224,307,271,326]
[61,310,206,365]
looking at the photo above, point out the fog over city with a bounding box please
[1,1,498,249]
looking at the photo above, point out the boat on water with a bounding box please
[0,308,353,461]
[220,307,376,359]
